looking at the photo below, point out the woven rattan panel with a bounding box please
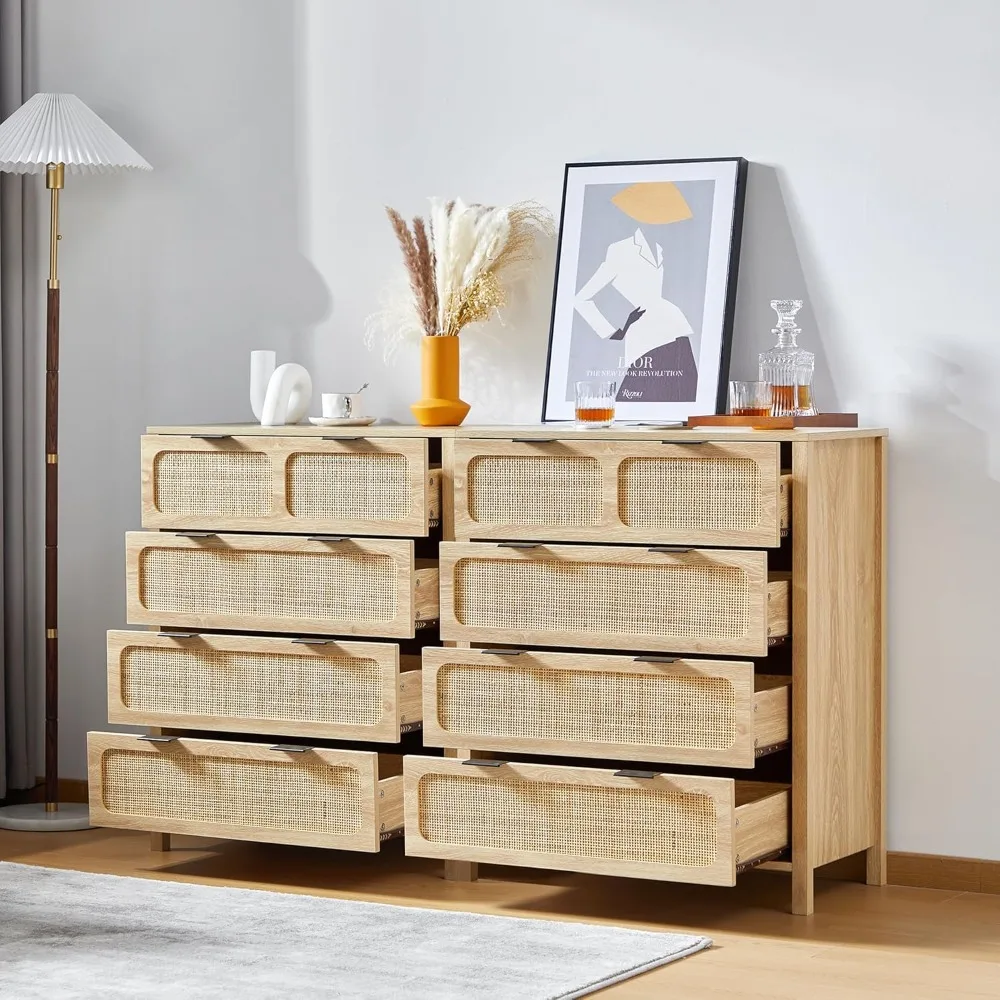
[467,455,602,526]
[419,774,718,867]
[453,558,749,639]
[139,548,396,623]
[618,457,761,531]
[101,749,362,834]
[121,646,382,725]
[437,664,736,749]
[154,451,271,518]
[287,453,410,521]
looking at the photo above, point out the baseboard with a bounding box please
[2,777,90,806]
[888,851,1000,895]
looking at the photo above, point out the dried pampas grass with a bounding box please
[369,196,554,361]
[385,208,437,338]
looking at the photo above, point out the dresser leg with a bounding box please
[150,832,171,852]
[865,845,887,886]
[792,862,814,915]
[444,860,478,882]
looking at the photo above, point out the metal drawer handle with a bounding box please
[158,631,199,639]
[189,434,231,440]
[633,655,679,664]
[290,638,332,646]
[481,648,524,656]
[614,769,662,779]
[497,542,540,549]
[510,438,557,443]
[175,531,217,538]
[269,744,314,753]
[647,546,694,554]
[308,535,348,542]
[322,436,363,442]
[665,439,708,445]
[137,735,177,744]
[461,759,504,767]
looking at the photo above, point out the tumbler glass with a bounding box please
[728,381,773,417]
[575,380,617,428]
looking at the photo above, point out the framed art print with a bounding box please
[542,157,748,422]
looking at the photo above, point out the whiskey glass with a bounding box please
[728,381,773,417]
[574,380,616,428]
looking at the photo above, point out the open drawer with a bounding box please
[141,434,442,536]
[404,757,789,886]
[422,647,789,768]
[107,631,421,742]
[439,542,789,656]
[454,437,789,546]
[126,532,439,638]
[88,733,403,851]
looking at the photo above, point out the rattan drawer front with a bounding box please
[440,542,789,656]
[142,435,439,536]
[422,648,789,767]
[107,631,421,742]
[88,733,404,851]
[126,533,439,638]
[404,757,789,886]
[454,439,786,546]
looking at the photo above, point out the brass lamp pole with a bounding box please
[0,94,150,830]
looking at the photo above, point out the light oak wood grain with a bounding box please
[125,532,438,638]
[88,732,401,852]
[791,436,884,915]
[452,438,784,547]
[106,631,420,742]
[867,434,888,887]
[421,647,789,768]
[141,434,437,537]
[457,425,888,442]
[147,423,888,442]
[378,775,404,835]
[404,756,789,887]
[147,424,460,438]
[438,542,787,656]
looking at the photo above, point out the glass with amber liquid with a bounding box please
[575,380,616,428]
[758,299,817,415]
[728,381,773,417]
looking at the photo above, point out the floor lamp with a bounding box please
[0,94,150,831]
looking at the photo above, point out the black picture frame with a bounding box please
[541,157,748,423]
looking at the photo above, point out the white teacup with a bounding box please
[322,392,364,419]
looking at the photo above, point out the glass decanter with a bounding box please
[758,299,816,415]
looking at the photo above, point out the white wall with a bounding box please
[29,0,1000,860]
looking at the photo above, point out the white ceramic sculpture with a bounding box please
[250,350,312,426]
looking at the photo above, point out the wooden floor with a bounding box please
[2,829,998,997]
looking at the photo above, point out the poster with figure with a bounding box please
[542,158,747,422]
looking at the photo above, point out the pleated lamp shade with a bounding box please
[0,93,151,174]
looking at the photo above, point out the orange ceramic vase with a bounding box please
[410,335,470,426]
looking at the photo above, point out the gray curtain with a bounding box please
[0,0,38,796]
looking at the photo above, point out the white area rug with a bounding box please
[0,862,709,999]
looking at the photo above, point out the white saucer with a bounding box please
[308,416,377,427]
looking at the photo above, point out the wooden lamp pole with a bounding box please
[44,161,63,811]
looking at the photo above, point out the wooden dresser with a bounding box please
[88,423,886,915]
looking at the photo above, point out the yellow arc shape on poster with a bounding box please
[611,182,693,225]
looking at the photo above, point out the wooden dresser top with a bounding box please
[147,423,887,443]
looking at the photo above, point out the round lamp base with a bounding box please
[0,802,91,832]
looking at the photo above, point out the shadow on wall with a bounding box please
[887,346,1000,856]
[35,0,330,778]
[730,162,839,413]
[461,233,558,424]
